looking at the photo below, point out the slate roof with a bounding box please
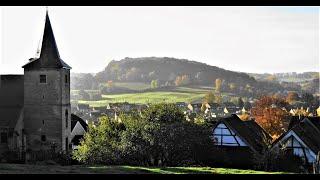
[22,11,71,70]
[273,116,320,154]
[0,75,24,129]
[213,114,272,153]
[0,107,23,128]
[71,114,88,132]
[292,118,320,154]
[0,75,24,107]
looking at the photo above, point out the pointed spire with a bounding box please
[23,9,71,69]
[39,10,60,60]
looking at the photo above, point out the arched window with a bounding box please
[65,109,68,128]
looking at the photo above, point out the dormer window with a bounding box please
[40,75,47,84]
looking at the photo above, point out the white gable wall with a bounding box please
[273,130,316,163]
[213,122,248,146]
[70,122,86,141]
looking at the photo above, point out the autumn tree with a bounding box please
[251,96,290,139]
[107,80,113,88]
[175,76,182,86]
[266,75,277,82]
[175,75,190,86]
[203,91,215,104]
[286,92,299,104]
[215,94,222,104]
[215,79,222,93]
[238,113,250,121]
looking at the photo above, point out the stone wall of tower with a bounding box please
[23,68,71,152]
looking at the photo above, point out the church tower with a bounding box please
[22,11,72,153]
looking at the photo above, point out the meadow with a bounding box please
[0,163,286,174]
[72,82,236,107]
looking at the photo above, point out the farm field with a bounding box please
[72,83,236,107]
[77,87,233,107]
[113,82,152,91]
[0,163,286,174]
[78,91,206,107]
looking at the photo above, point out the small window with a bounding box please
[65,75,68,84]
[65,110,68,128]
[65,137,69,151]
[42,120,45,125]
[40,75,46,83]
[1,132,8,143]
[41,135,46,142]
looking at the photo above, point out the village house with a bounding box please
[76,104,91,113]
[0,11,72,161]
[271,116,320,164]
[175,102,187,109]
[70,114,88,150]
[188,103,202,114]
[211,114,272,165]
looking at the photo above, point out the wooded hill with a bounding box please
[92,57,285,95]
[95,57,256,86]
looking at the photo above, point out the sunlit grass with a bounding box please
[0,164,289,174]
[79,91,206,107]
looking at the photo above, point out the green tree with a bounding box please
[72,116,125,164]
[301,92,314,105]
[73,103,213,166]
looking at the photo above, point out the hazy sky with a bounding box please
[0,6,319,74]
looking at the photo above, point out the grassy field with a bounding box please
[80,92,204,106]
[72,83,235,107]
[77,87,211,107]
[0,163,286,174]
[113,82,152,91]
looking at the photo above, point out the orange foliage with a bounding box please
[238,113,250,121]
[251,96,289,139]
[107,80,113,88]
[286,92,299,104]
[175,75,190,86]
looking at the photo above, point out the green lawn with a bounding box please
[0,163,287,174]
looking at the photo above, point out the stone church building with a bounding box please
[0,11,72,159]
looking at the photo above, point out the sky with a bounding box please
[0,6,319,74]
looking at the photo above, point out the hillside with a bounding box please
[69,57,292,99]
[95,57,257,87]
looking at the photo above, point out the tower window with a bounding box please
[40,75,47,83]
[65,75,68,84]
[41,135,46,142]
[42,120,45,125]
[65,110,68,128]
[65,137,69,152]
